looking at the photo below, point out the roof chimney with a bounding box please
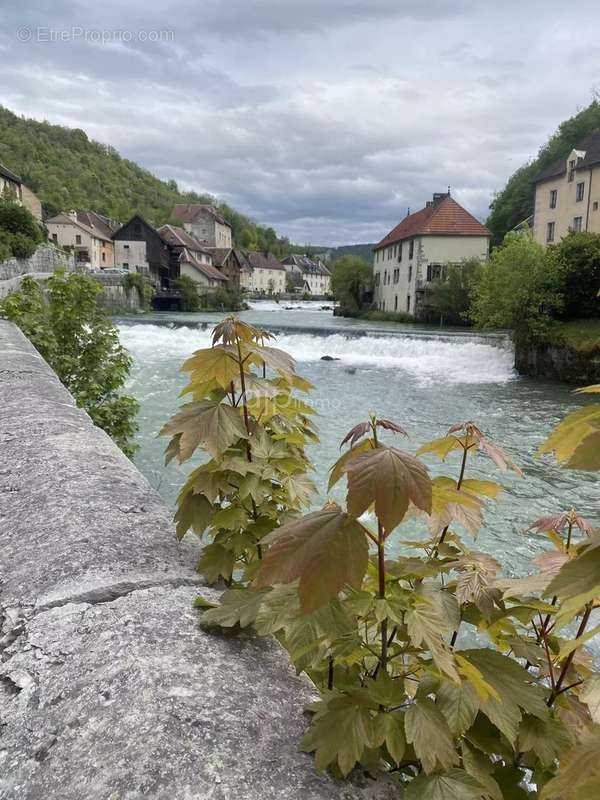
[432,192,449,206]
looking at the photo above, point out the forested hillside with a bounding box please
[319,243,374,262]
[0,106,299,254]
[487,100,600,244]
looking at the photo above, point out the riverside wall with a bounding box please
[0,320,393,800]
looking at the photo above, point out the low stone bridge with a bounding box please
[0,321,393,799]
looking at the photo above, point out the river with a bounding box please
[117,300,597,580]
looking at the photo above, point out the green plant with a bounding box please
[0,193,44,260]
[173,275,201,311]
[204,285,243,311]
[168,318,600,797]
[121,271,154,310]
[161,316,318,582]
[331,256,373,313]
[548,232,600,320]
[1,271,139,456]
[427,258,483,325]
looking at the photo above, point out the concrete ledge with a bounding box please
[0,321,394,799]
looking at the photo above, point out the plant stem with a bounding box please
[433,441,472,555]
[327,656,334,690]
[547,603,592,706]
[377,519,388,673]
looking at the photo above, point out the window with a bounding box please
[376,251,379,263]
[406,295,411,313]
[398,242,402,262]
[576,182,585,202]
[393,268,399,284]
[75,234,81,244]
[568,160,575,182]
[102,252,106,262]
[594,201,599,211]
[427,264,443,282]
[393,245,397,258]
[52,233,57,242]
[549,189,557,209]
[573,216,583,232]
[408,265,413,282]
[546,222,555,242]
[394,295,398,311]
[383,270,388,285]
[409,240,414,259]
[122,262,129,269]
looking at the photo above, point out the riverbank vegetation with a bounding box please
[164,315,600,798]
[1,271,139,456]
[0,194,44,261]
[172,274,244,312]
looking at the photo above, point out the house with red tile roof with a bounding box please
[372,192,490,317]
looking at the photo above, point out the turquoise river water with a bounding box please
[117,300,598,581]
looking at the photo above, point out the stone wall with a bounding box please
[0,245,75,299]
[515,339,600,384]
[92,272,143,312]
[0,321,393,800]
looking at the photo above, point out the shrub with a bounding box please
[1,271,139,456]
[331,256,373,313]
[173,275,201,311]
[0,194,44,260]
[426,258,483,325]
[549,231,600,319]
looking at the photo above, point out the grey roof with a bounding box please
[46,212,114,242]
[179,248,227,281]
[158,224,212,255]
[533,129,600,183]
[282,254,331,276]
[0,160,21,183]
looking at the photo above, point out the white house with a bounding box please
[46,210,118,268]
[282,254,332,295]
[373,193,491,316]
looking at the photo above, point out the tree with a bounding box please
[548,231,600,319]
[173,275,201,311]
[0,193,44,260]
[331,256,373,313]
[1,271,139,456]
[427,258,483,324]
[470,230,563,338]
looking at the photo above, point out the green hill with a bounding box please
[486,100,600,245]
[0,105,299,255]
[319,243,374,262]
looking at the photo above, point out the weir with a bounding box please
[0,321,393,799]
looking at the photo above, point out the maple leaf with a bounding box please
[538,403,600,470]
[255,505,369,613]
[160,400,248,460]
[529,510,595,537]
[343,446,432,531]
[405,698,458,774]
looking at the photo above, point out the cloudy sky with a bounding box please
[1,1,599,245]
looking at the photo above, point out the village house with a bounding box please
[112,215,171,288]
[373,192,490,316]
[243,251,286,294]
[282,254,332,295]
[46,210,118,268]
[158,224,228,290]
[532,129,600,246]
[234,250,254,291]
[0,161,43,221]
[169,204,233,248]
[204,247,242,290]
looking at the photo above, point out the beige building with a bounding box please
[282,254,332,295]
[373,193,490,316]
[532,129,600,245]
[237,251,286,294]
[46,210,118,268]
[169,204,232,248]
[158,224,228,290]
[0,161,43,221]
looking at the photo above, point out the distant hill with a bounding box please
[487,100,600,245]
[0,106,302,255]
[318,243,374,263]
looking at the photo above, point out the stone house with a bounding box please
[532,129,600,245]
[373,193,490,316]
[46,210,118,268]
[158,224,228,290]
[282,254,332,294]
[169,204,232,248]
[0,161,43,221]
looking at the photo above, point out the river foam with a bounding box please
[118,323,516,385]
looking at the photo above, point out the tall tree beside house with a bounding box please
[487,99,600,245]
[0,194,44,261]
[426,258,483,324]
[331,255,373,313]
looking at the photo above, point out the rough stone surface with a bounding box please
[515,339,600,383]
[0,246,75,298]
[93,272,143,312]
[0,321,395,799]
